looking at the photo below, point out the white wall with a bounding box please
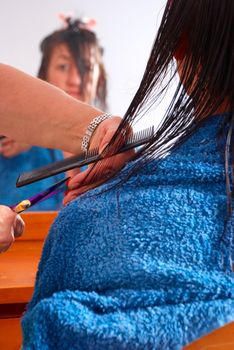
[0,0,172,130]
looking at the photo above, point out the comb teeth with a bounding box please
[84,126,154,158]
[127,126,154,146]
[16,126,154,187]
[86,147,98,158]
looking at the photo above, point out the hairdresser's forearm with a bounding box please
[0,64,103,153]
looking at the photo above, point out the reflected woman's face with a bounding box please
[46,43,100,103]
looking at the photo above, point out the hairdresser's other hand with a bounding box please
[0,205,25,253]
[63,116,134,204]
[0,137,31,158]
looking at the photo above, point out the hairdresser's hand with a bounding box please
[0,205,25,253]
[63,116,134,204]
[0,137,31,158]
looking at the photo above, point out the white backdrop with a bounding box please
[0,0,175,130]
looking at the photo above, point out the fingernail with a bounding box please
[16,220,23,232]
[14,219,24,238]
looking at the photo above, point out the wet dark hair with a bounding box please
[38,17,107,110]
[86,0,234,269]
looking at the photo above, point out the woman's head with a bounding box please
[169,0,234,115]
[102,0,233,164]
[124,0,234,124]
[38,17,107,109]
[84,1,233,269]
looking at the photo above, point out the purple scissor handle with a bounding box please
[10,177,69,213]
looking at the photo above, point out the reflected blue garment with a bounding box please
[21,115,234,349]
[0,146,64,210]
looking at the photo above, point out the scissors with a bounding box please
[10,177,69,214]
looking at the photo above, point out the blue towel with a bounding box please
[21,115,234,349]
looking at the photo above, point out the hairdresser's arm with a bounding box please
[0,63,119,154]
[0,205,24,253]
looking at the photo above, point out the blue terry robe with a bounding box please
[21,115,234,349]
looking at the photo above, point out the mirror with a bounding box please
[0,0,172,128]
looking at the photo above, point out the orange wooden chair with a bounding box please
[0,211,57,350]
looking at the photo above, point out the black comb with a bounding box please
[16,126,154,187]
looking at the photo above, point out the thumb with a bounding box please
[13,214,25,238]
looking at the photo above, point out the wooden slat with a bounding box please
[0,240,43,304]
[0,318,22,350]
[183,322,234,350]
[19,211,58,240]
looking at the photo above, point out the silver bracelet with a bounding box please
[81,113,112,152]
